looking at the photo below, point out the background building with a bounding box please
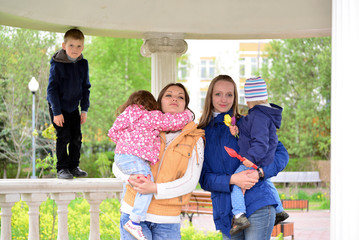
[178,40,270,121]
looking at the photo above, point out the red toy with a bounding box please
[224,146,258,170]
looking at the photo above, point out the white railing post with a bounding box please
[0,178,123,239]
[84,192,108,240]
[51,193,76,240]
[0,194,20,240]
[21,193,48,240]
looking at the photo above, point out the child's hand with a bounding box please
[81,112,87,124]
[53,114,64,127]
[229,125,238,137]
[243,157,255,168]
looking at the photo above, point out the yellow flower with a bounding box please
[224,114,238,138]
[223,114,232,127]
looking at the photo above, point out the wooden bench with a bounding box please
[181,191,295,239]
[271,171,322,187]
[271,221,294,240]
[282,199,309,211]
[181,191,213,222]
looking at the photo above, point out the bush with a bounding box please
[181,222,221,240]
[297,190,310,200]
[5,197,221,239]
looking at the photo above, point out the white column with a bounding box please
[141,32,188,97]
[51,193,75,240]
[84,193,108,240]
[22,193,48,240]
[0,194,20,240]
[331,1,359,240]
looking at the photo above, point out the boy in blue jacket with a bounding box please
[228,77,288,235]
[47,28,91,179]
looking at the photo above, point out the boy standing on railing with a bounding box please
[47,28,91,179]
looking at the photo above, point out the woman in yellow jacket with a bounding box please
[113,83,221,240]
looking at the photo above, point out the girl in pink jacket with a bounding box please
[108,90,192,240]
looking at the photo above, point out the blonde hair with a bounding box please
[116,90,158,116]
[64,29,85,43]
[247,99,268,106]
[198,75,240,129]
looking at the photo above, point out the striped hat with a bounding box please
[244,77,268,101]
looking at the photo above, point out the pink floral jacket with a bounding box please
[108,104,193,164]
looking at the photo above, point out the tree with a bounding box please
[260,37,331,159]
[82,37,151,144]
[0,26,57,177]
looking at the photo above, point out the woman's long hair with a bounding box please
[198,75,240,129]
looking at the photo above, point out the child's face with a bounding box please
[62,38,84,59]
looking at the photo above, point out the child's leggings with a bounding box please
[115,154,154,223]
[231,165,284,215]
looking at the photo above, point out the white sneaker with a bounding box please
[124,220,147,240]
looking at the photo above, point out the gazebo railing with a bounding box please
[0,178,123,240]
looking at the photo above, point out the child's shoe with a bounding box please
[230,214,251,236]
[124,220,147,240]
[274,211,289,225]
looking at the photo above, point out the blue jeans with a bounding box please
[120,213,181,240]
[115,154,154,223]
[222,205,275,240]
[231,165,284,215]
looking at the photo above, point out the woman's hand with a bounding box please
[128,174,157,194]
[230,170,258,190]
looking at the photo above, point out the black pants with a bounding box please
[49,104,82,172]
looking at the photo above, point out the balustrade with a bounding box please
[0,178,123,240]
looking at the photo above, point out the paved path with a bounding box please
[181,210,330,240]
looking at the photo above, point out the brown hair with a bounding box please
[157,83,194,120]
[198,75,240,129]
[116,90,158,116]
[64,28,85,43]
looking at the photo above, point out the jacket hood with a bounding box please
[250,103,282,129]
[51,49,83,63]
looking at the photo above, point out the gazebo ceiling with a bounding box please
[0,0,331,39]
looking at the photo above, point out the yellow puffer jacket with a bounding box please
[123,121,204,216]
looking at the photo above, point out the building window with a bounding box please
[200,58,215,79]
[239,57,263,78]
[200,90,207,110]
[251,57,258,76]
[239,57,245,77]
[178,59,188,80]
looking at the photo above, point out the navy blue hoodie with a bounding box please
[47,49,91,116]
[238,103,283,167]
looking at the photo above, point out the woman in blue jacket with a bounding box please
[198,75,289,240]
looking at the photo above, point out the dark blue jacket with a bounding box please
[199,110,288,237]
[238,103,282,167]
[47,49,91,116]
